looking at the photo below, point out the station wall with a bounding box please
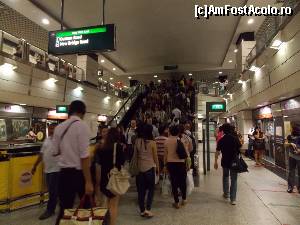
[226,12,300,114]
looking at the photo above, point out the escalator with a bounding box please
[108,83,146,128]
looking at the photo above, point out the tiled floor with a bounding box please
[1,151,300,225]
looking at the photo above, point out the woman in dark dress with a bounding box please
[95,128,125,225]
[253,127,266,166]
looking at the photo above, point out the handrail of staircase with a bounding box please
[108,82,143,126]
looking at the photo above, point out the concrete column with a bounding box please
[77,55,99,85]
[236,110,254,145]
[236,41,256,74]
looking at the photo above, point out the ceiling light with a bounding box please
[42,18,50,25]
[19,103,27,106]
[74,86,83,92]
[234,49,238,53]
[128,76,132,79]
[228,60,233,63]
[100,59,105,63]
[188,73,192,76]
[110,77,113,80]
[219,71,223,74]
[124,85,128,88]
[248,18,254,24]
[257,104,263,107]
[154,75,158,78]
[270,39,283,49]
[112,68,116,71]
[158,80,161,83]
[249,65,260,72]
[0,63,17,72]
[46,77,58,83]
[283,115,289,118]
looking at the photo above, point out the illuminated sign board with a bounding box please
[56,105,68,114]
[207,102,226,112]
[48,24,116,55]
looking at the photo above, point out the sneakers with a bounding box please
[141,210,154,218]
[231,201,237,205]
[39,211,54,220]
[223,193,229,199]
[287,186,293,193]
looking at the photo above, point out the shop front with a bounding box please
[254,96,300,180]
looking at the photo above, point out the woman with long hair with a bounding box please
[253,127,266,166]
[135,123,159,218]
[95,128,125,225]
[164,125,189,209]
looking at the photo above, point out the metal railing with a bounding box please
[0,30,129,98]
[246,0,300,67]
[108,83,145,126]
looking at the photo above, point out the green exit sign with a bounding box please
[207,102,226,112]
[56,105,68,113]
[211,104,224,110]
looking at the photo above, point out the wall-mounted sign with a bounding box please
[282,98,300,110]
[48,110,68,120]
[48,24,116,55]
[207,102,226,112]
[98,115,107,122]
[257,106,272,119]
[56,105,68,114]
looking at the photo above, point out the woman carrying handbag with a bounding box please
[95,128,126,225]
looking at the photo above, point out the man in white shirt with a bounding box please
[172,107,182,119]
[125,119,137,161]
[32,124,59,220]
[52,100,93,225]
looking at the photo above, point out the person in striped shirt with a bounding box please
[155,124,169,176]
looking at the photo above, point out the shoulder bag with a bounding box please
[176,139,188,159]
[129,142,139,176]
[231,154,248,173]
[106,143,130,195]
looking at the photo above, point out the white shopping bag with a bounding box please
[186,170,194,195]
[161,174,171,196]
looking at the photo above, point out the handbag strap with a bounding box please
[53,119,80,156]
[113,143,117,167]
[73,195,96,218]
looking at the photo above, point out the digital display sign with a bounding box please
[56,105,68,113]
[207,102,226,112]
[48,24,116,55]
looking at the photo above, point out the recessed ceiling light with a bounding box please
[42,18,50,25]
[100,59,105,63]
[158,80,161,83]
[228,60,233,63]
[110,77,113,80]
[188,73,192,76]
[219,71,223,74]
[234,49,238,53]
[128,76,132,79]
[154,75,158,78]
[19,103,27,106]
[112,68,116,71]
[248,18,254,24]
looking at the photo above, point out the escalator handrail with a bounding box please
[108,83,143,125]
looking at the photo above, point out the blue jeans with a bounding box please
[136,168,155,212]
[45,172,59,213]
[223,168,238,201]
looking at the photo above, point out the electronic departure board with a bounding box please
[48,24,116,55]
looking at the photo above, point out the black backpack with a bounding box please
[176,139,188,159]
